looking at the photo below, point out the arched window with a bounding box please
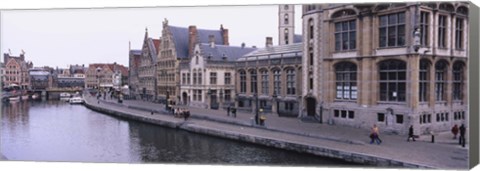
[335,62,357,100]
[198,71,202,84]
[435,60,448,101]
[308,19,314,40]
[250,70,257,93]
[195,55,199,64]
[286,69,296,95]
[261,70,269,95]
[453,61,465,101]
[455,18,464,49]
[273,70,281,95]
[193,69,197,85]
[419,59,430,102]
[284,14,289,25]
[240,71,247,93]
[379,60,406,102]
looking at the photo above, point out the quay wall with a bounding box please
[84,100,432,169]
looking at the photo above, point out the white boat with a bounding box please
[32,93,40,100]
[9,96,20,101]
[69,96,84,104]
[21,95,29,100]
[60,93,72,98]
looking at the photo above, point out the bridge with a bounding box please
[28,87,84,100]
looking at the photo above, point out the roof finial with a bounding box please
[145,27,148,33]
[220,24,224,30]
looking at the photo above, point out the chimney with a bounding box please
[241,42,245,48]
[209,35,215,48]
[220,25,229,45]
[188,25,198,57]
[265,37,273,48]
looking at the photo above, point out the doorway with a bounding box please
[306,97,316,116]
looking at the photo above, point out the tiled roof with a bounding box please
[238,43,303,61]
[199,44,256,62]
[168,25,225,59]
[130,49,142,56]
[147,38,158,63]
[294,34,302,43]
[152,39,161,54]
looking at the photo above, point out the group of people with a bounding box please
[369,123,467,146]
[173,108,191,121]
[226,106,237,117]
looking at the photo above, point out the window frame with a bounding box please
[378,12,406,48]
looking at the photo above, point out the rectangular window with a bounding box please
[198,73,202,84]
[436,113,440,122]
[224,72,231,85]
[182,73,186,84]
[261,71,269,95]
[250,71,257,93]
[273,70,281,95]
[377,113,385,122]
[334,20,356,51]
[210,72,217,85]
[396,114,404,124]
[348,111,354,119]
[446,113,449,121]
[438,15,447,48]
[341,110,347,118]
[286,69,296,95]
[198,90,202,101]
[379,12,405,47]
[240,72,247,93]
[224,90,231,102]
[187,73,191,84]
[419,61,429,102]
[193,73,197,85]
[334,110,340,117]
[455,18,464,49]
[420,12,429,46]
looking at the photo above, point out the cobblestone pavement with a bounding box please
[86,95,469,169]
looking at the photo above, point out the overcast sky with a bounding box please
[1,4,302,68]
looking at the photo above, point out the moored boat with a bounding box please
[69,96,84,104]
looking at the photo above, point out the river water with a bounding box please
[1,100,357,166]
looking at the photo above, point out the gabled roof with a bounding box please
[146,38,158,63]
[168,25,225,59]
[199,44,256,62]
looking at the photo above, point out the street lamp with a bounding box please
[254,92,259,125]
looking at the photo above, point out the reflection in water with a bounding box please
[1,101,357,166]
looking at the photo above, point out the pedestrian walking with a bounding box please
[370,124,382,144]
[451,124,459,139]
[231,107,236,118]
[184,109,190,121]
[407,125,416,142]
[459,124,466,147]
[227,105,231,116]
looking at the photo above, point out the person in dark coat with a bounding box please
[407,125,416,142]
[451,124,459,139]
[459,124,466,147]
[227,106,231,116]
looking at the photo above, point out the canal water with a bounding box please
[1,100,357,166]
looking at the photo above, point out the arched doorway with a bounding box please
[306,97,316,117]
[182,92,188,105]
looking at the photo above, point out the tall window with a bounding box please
[224,90,231,102]
[438,15,447,48]
[210,72,217,85]
[335,62,357,100]
[224,72,231,85]
[286,69,296,95]
[193,70,197,85]
[379,12,406,47]
[453,62,464,101]
[250,70,257,93]
[309,47,314,66]
[335,20,356,51]
[182,73,186,84]
[455,18,464,49]
[187,72,191,84]
[435,61,448,101]
[261,70,269,95]
[379,60,406,102]
[284,14,289,24]
[240,71,246,93]
[198,72,202,84]
[419,60,430,102]
[273,70,281,95]
[308,19,314,40]
[284,29,289,44]
[420,12,429,46]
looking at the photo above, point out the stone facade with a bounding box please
[3,53,33,89]
[301,2,469,135]
[128,48,142,98]
[136,29,160,101]
[180,40,255,109]
[235,38,303,117]
[156,19,230,106]
[279,4,295,45]
[85,63,128,90]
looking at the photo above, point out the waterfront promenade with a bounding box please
[84,95,468,169]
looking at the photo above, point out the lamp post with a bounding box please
[272,92,277,115]
[254,92,259,125]
[219,88,224,109]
